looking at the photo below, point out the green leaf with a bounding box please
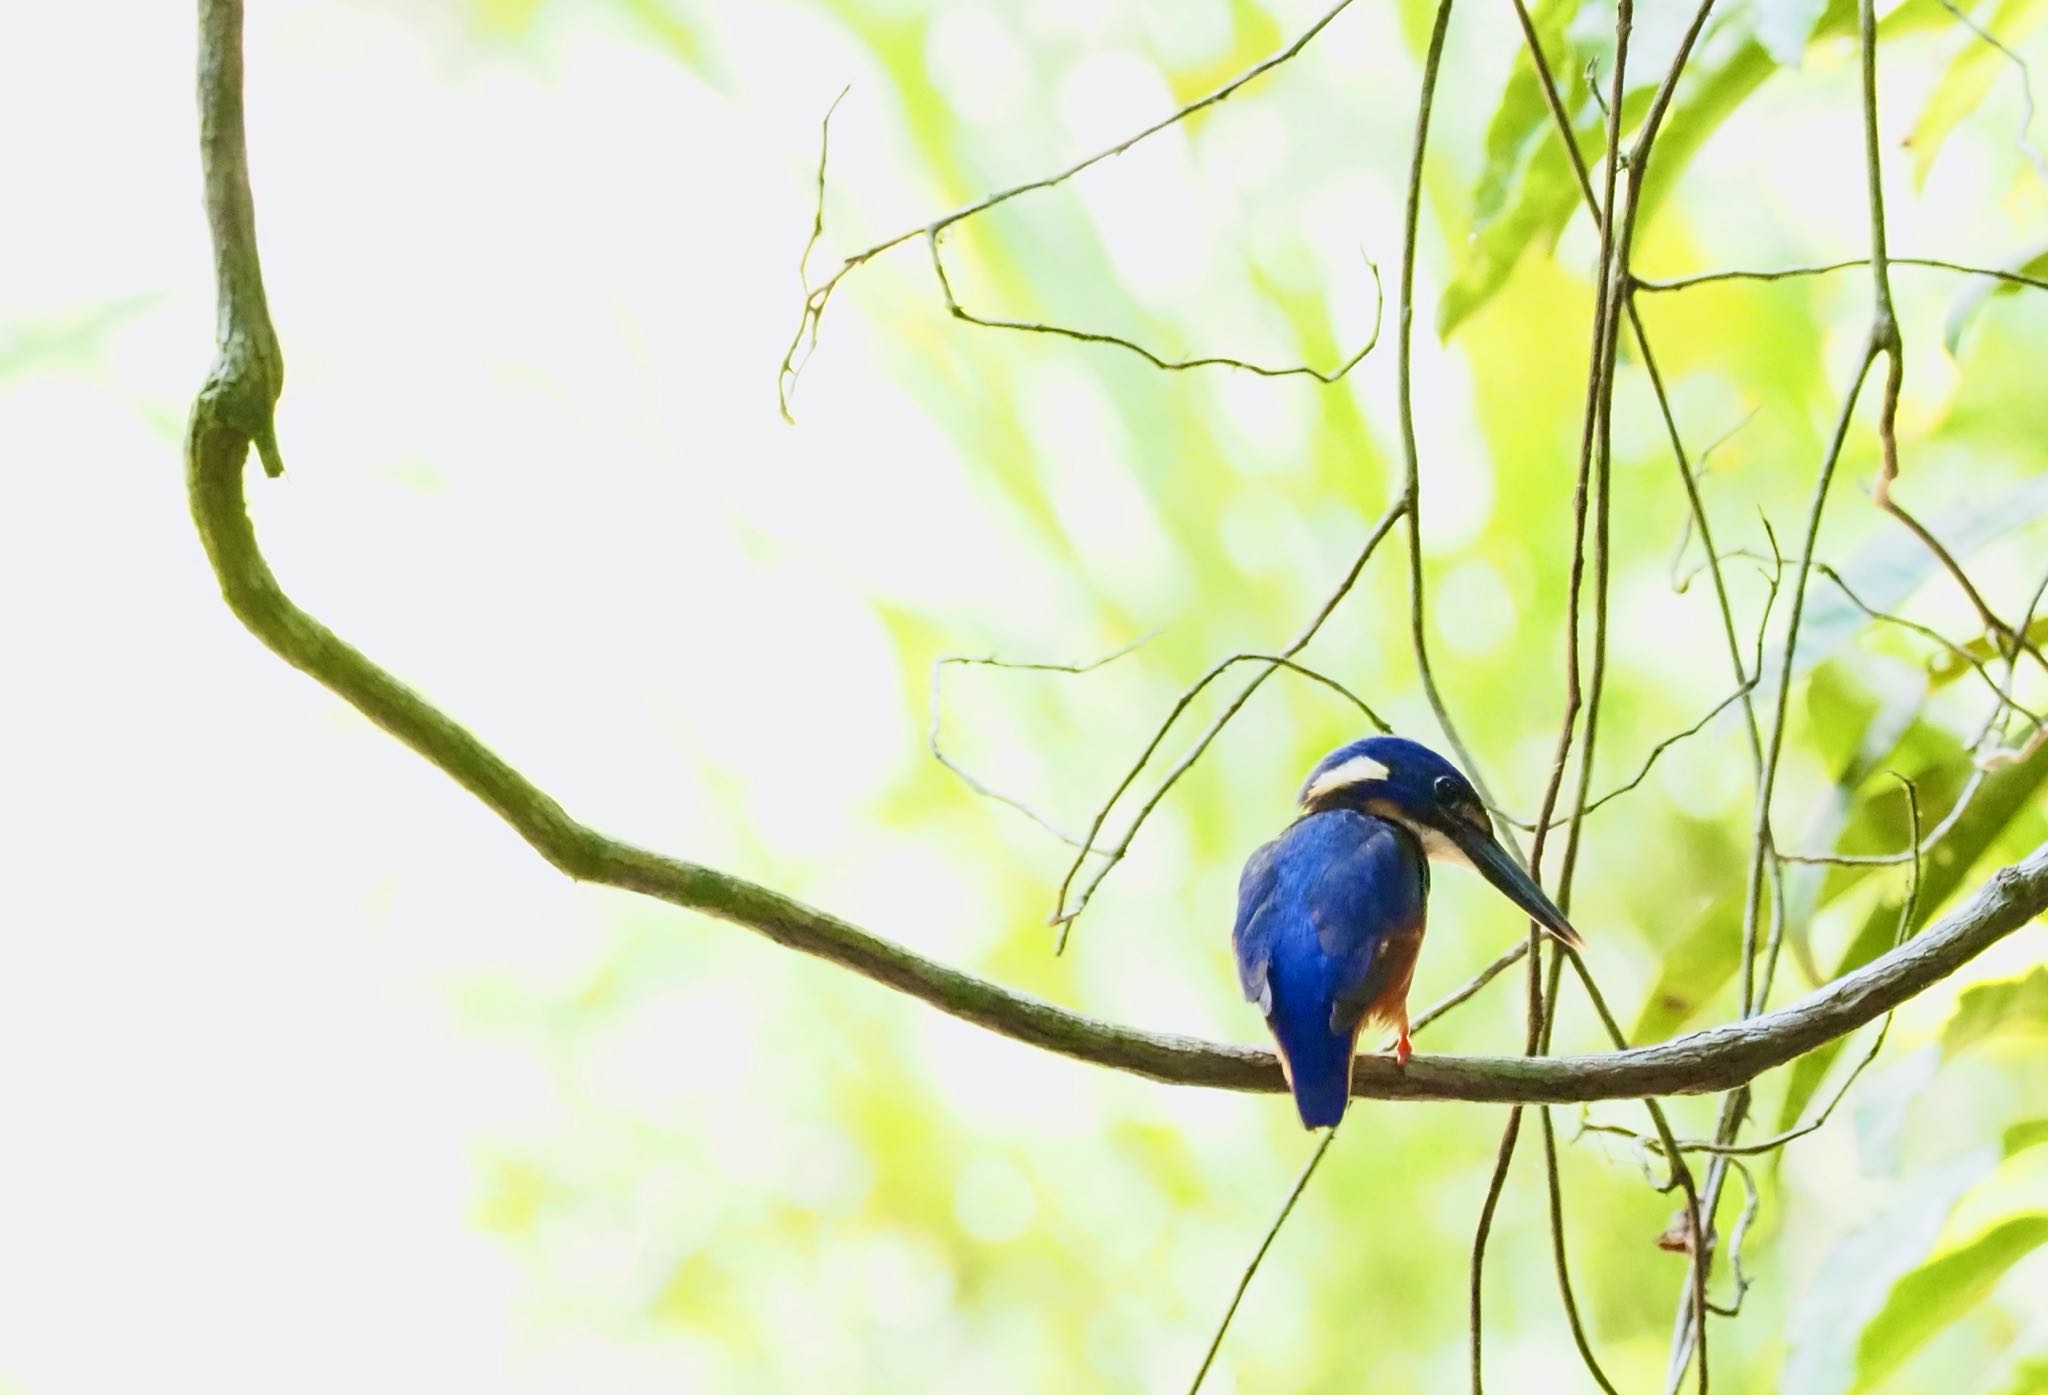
[1632,900,1740,1043]
[1943,968,2048,1056]
[1441,0,1941,336]
[1438,147,1585,337]
[1774,735,2048,1129]
[1631,661,1921,1042]
[1473,0,1584,224]
[1944,245,2048,355]
[1789,475,2048,689]
[1854,1214,2048,1390]
[1992,1359,2048,1395]
[1907,0,2048,188]
[1928,614,2048,684]
[1880,0,1985,38]
[2003,1119,2048,1159]
[1785,1150,1998,1395]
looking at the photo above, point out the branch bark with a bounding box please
[187,0,2048,1112]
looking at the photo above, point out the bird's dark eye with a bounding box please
[1434,775,1461,801]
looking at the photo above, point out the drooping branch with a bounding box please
[189,0,2048,1117]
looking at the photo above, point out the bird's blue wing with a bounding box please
[1240,812,1425,1027]
[1232,837,1284,1014]
[1235,812,1426,1018]
[1299,813,1427,1030]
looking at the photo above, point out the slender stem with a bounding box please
[1636,256,2048,294]
[777,0,1373,416]
[1185,1130,1338,1395]
[1402,0,1490,793]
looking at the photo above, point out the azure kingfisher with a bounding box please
[1232,736,1581,1129]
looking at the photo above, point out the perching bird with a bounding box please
[1232,736,1581,1129]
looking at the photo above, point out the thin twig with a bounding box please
[1665,1,1899,1381]
[1812,564,2047,730]
[1407,942,1531,1038]
[927,233,1386,380]
[1049,506,1404,942]
[783,85,852,409]
[1936,0,2048,183]
[1185,1129,1338,1395]
[1668,407,1763,592]
[928,635,1157,851]
[1635,256,2048,293]
[1494,679,1759,834]
[1474,3,1641,1384]
[1401,0,1491,798]
[776,0,1373,417]
[1541,1104,1621,1395]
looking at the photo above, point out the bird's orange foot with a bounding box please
[1393,1020,1412,1067]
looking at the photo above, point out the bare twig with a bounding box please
[782,85,852,410]
[1812,564,2046,731]
[1185,1129,1338,1395]
[1667,408,1762,592]
[775,0,1375,417]
[927,635,1156,851]
[1635,256,2048,293]
[1494,679,1760,834]
[933,641,1387,858]
[926,232,1386,380]
[1400,0,1490,795]
[1937,0,2047,183]
[1407,942,1531,1038]
[1048,506,1403,943]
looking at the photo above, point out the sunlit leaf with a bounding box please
[1784,1150,1998,1395]
[1943,967,2048,1056]
[1631,661,1924,1042]
[1944,245,2048,354]
[1438,144,1587,337]
[1632,900,1740,1043]
[1906,0,2048,188]
[1853,1214,2048,1390]
[2003,1119,2048,1158]
[1440,0,1942,338]
[1930,614,2048,684]
[1774,735,2048,1129]
[1992,1360,2048,1395]
[1473,0,1585,224]
[1788,475,2048,689]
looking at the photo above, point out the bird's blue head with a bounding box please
[1296,736,1582,947]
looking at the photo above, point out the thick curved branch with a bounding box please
[188,0,2048,1112]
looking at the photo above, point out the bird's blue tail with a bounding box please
[1271,1007,1356,1130]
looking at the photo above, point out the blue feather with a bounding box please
[1233,810,1427,1128]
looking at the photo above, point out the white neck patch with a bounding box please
[1409,821,1473,867]
[1300,754,1393,806]
[1361,800,1474,868]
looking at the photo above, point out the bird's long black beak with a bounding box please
[1448,822,1583,948]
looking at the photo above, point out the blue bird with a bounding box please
[1233,736,1582,1129]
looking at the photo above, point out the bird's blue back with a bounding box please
[1233,809,1428,1128]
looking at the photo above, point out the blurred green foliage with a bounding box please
[15,0,2048,1389]
[463,0,2048,1389]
